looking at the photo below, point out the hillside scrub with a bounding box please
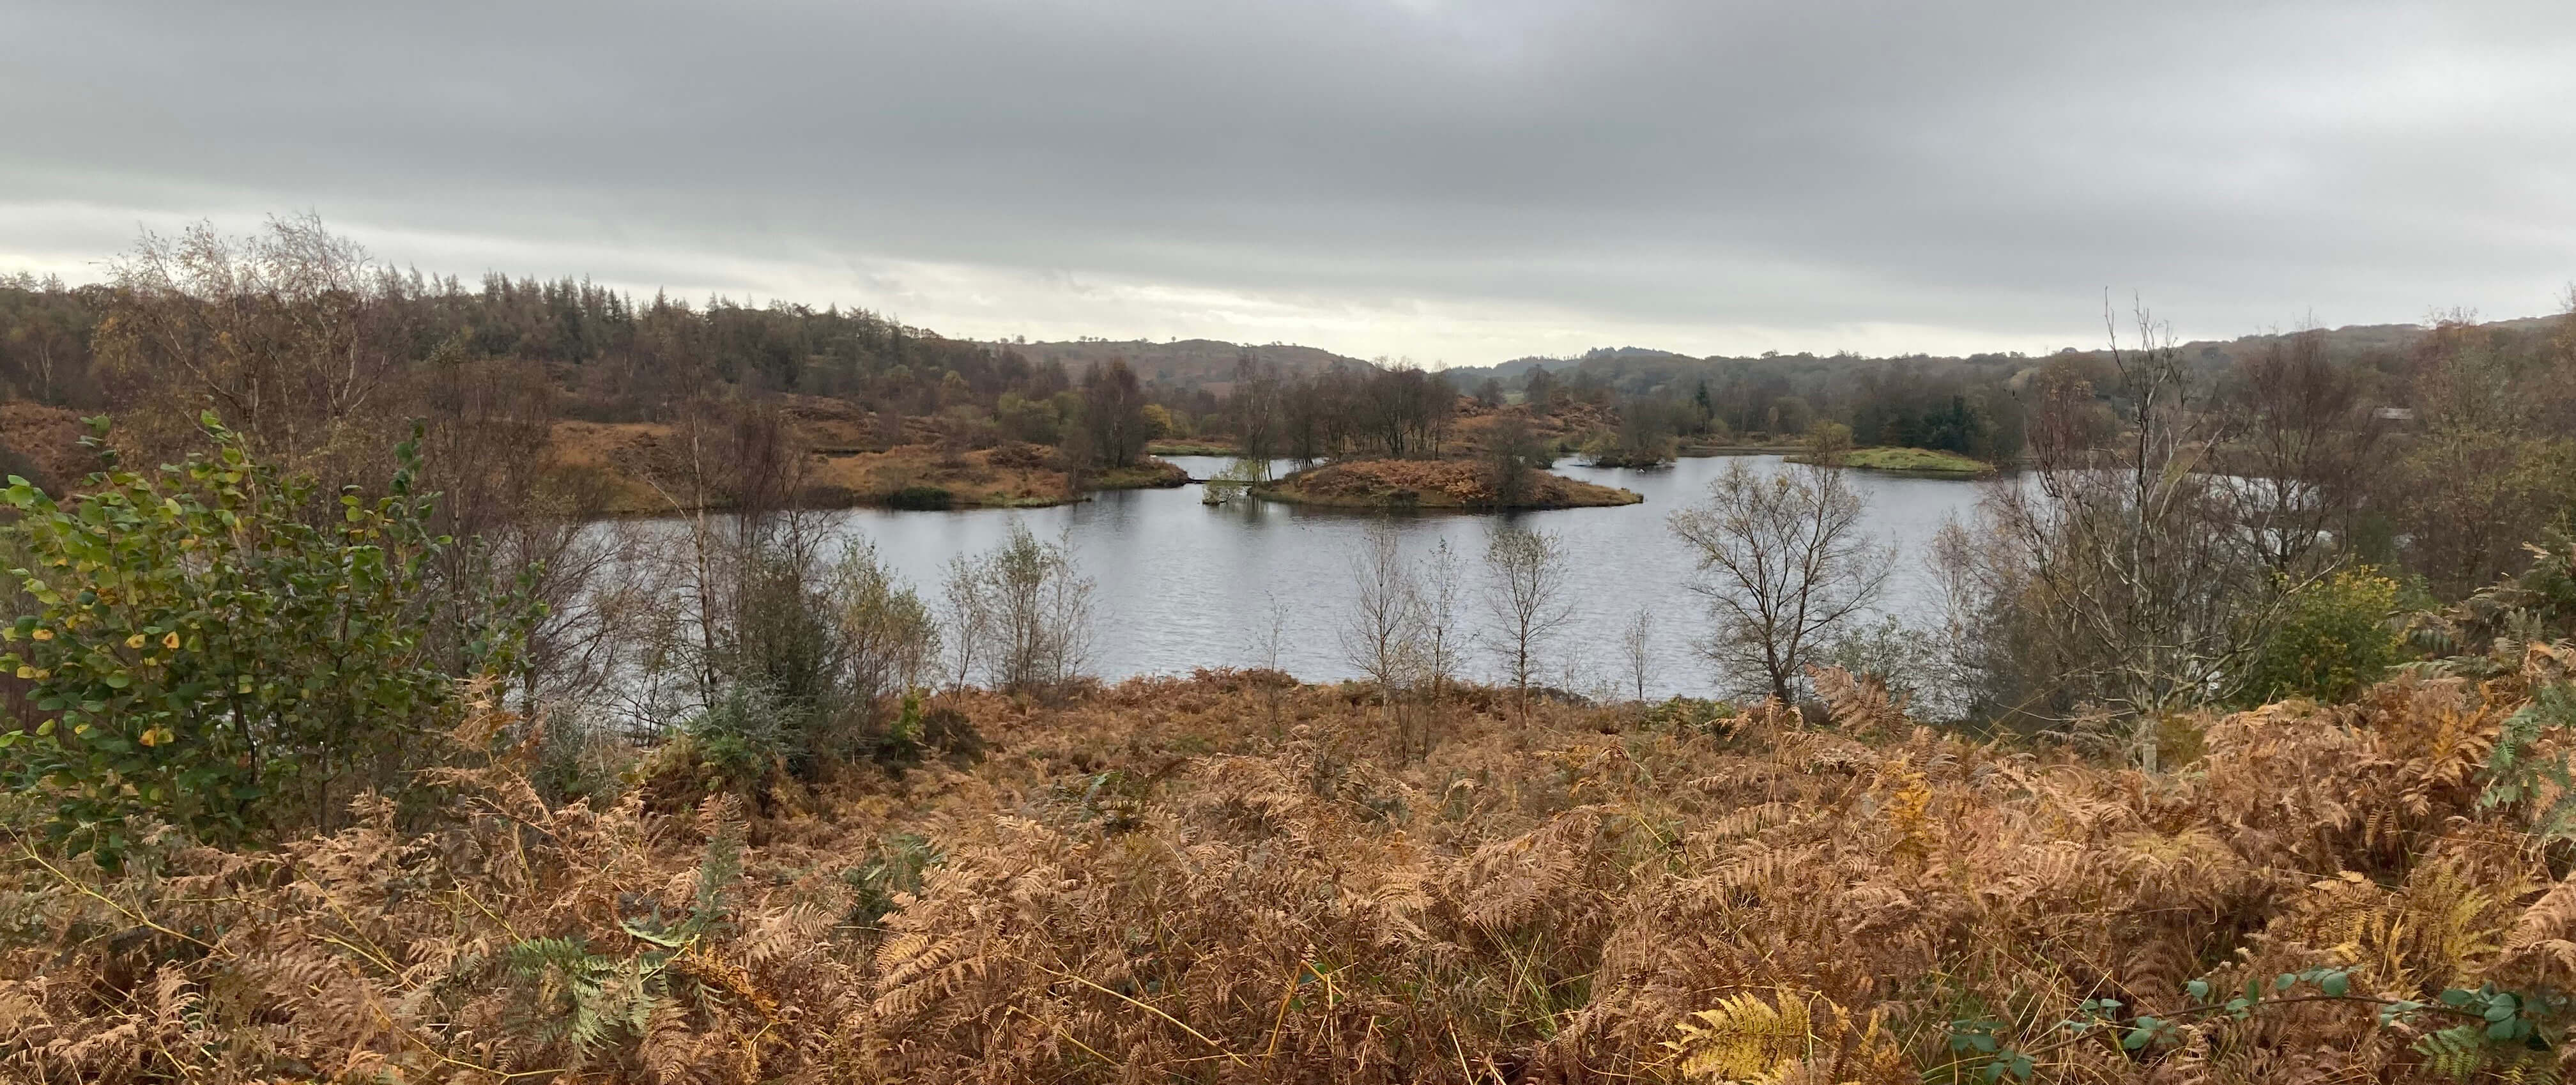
[10,651,2576,1082]
[548,415,1186,514]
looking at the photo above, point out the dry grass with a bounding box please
[9,652,2576,1082]
[548,417,1182,512]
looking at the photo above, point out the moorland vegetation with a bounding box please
[6,222,2576,1082]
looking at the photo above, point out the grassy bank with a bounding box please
[1255,458,1642,509]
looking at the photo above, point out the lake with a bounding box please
[739,454,1993,700]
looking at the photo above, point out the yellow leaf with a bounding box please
[126,634,148,649]
[139,729,158,747]
[31,628,52,641]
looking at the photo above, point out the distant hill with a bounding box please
[2167,315,2561,368]
[1439,315,2567,392]
[1444,347,1696,389]
[989,338,1376,394]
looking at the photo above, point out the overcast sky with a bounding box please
[4,1,2572,366]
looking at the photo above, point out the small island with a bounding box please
[1254,458,1642,510]
[1786,445,1996,478]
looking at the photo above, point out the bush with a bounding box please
[526,708,632,804]
[634,684,801,807]
[1821,615,1966,721]
[2235,566,2404,705]
[0,415,535,863]
[887,484,954,511]
[844,831,944,928]
[674,535,942,787]
[941,523,1092,694]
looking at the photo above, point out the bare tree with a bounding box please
[944,523,1092,694]
[1254,588,1292,734]
[1340,523,1420,741]
[940,555,990,693]
[1980,302,2308,769]
[1409,539,1467,758]
[828,539,942,704]
[1620,605,1657,703]
[95,215,399,475]
[1669,460,1890,704]
[1483,525,1574,718]
[2214,328,2383,577]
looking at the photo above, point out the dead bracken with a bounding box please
[9,650,2576,1082]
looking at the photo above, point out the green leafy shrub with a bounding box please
[2235,567,2403,705]
[1,415,533,863]
[844,831,943,928]
[636,684,803,804]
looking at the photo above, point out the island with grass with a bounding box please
[1789,445,1996,478]
[1254,458,1642,510]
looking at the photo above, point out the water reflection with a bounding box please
[646,455,1995,699]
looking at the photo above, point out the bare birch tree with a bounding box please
[1340,523,1420,742]
[1483,525,1574,718]
[1978,301,2314,769]
[943,523,1092,694]
[1254,589,1292,734]
[1620,606,1657,703]
[1669,461,1890,704]
[1410,539,1467,758]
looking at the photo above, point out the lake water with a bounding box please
[745,455,1992,700]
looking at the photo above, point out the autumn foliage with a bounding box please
[8,645,2576,1082]
[1261,458,1640,509]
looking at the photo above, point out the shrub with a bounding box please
[887,484,953,510]
[2235,566,2404,705]
[633,684,801,806]
[844,831,943,927]
[941,522,1092,694]
[0,415,533,863]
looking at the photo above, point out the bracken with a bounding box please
[6,652,2576,1083]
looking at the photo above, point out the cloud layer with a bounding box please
[5,0,2572,363]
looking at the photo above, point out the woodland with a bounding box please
[6,219,2576,1082]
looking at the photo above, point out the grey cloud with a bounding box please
[3,0,2572,360]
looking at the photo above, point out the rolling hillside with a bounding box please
[986,337,1377,394]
